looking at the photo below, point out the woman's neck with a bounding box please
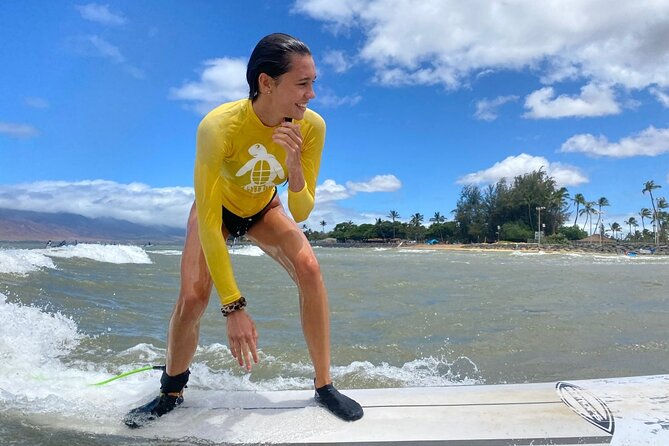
[251,97,281,127]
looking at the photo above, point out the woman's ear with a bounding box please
[258,73,274,95]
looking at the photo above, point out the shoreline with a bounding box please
[313,240,669,256]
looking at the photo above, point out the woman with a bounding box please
[125,33,363,427]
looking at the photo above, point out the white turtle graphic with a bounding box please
[235,143,285,193]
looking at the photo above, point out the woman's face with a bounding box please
[271,54,317,120]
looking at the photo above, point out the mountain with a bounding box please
[0,208,184,242]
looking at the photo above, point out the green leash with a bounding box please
[90,365,164,386]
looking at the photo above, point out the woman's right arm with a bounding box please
[194,119,243,306]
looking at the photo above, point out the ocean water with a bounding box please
[1,242,668,445]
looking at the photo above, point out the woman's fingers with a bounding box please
[226,310,259,371]
[273,123,302,154]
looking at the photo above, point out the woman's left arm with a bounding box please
[272,115,325,222]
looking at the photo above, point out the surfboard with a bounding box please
[39,374,669,445]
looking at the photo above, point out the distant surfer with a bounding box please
[125,33,363,427]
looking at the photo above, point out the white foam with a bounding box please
[229,244,265,257]
[0,292,480,430]
[147,249,182,256]
[0,293,160,421]
[398,249,433,254]
[0,292,83,402]
[510,250,546,256]
[0,249,57,274]
[43,243,152,264]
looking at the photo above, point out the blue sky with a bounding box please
[1,1,668,233]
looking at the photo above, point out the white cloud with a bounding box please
[474,95,519,121]
[76,35,124,63]
[560,126,669,158]
[650,87,669,107]
[457,153,588,187]
[0,177,399,229]
[281,176,398,228]
[24,97,49,109]
[0,180,193,228]
[523,83,621,119]
[346,175,402,193]
[295,0,669,90]
[315,174,401,204]
[67,35,144,78]
[323,50,353,73]
[170,58,248,114]
[0,122,39,139]
[75,3,126,26]
[316,179,353,202]
[316,91,362,108]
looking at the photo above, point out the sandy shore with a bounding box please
[396,242,668,256]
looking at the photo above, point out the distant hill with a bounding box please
[0,208,184,243]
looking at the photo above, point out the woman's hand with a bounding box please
[226,309,259,371]
[272,121,303,172]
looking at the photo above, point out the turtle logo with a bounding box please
[235,143,285,193]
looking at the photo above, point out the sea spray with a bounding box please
[43,243,152,264]
[0,249,56,275]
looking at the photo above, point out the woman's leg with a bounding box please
[166,202,217,376]
[247,200,331,388]
[125,202,221,427]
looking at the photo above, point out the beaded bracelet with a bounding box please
[221,296,247,317]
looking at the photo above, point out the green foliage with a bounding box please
[453,169,569,243]
[544,233,570,245]
[309,175,667,246]
[425,222,456,242]
[500,221,533,242]
[558,225,588,240]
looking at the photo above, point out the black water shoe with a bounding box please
[314,383,364,421]
[123,391,183,428]
[123,368,190,428]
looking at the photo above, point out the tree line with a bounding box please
[302,171,667,245]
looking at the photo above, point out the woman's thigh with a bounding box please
[246,199,316,281]
[179,202,215,299]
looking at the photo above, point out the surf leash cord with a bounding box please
[90,365,165,386]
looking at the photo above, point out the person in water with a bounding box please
[125,33,363,426]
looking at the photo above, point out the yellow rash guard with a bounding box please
[194,98,325,306]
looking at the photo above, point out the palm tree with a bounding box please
[429,211,446,241]
[410,213,424,224]
[625,217,638,240]
[594,197,609,233]
[639,208,651,232]
[642,180,662,244]
[657,197,668,242]
[429,211,445,224]
[572,193,585,226]
[608,222,622,240]
[409,213,424,241]
[387,210,400,239]
[580,201,596,235]
[319,220,327,233]
[547,186,569,234]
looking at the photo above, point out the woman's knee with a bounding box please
[174,290,209,321]
[294,250,322,283]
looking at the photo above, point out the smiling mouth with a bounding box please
[296,103,308,111]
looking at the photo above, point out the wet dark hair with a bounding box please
[246,33,312,100]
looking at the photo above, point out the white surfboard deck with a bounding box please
[46,374,669,445]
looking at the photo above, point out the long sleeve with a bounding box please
[287,113,325,222]
[194,119,242,305]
